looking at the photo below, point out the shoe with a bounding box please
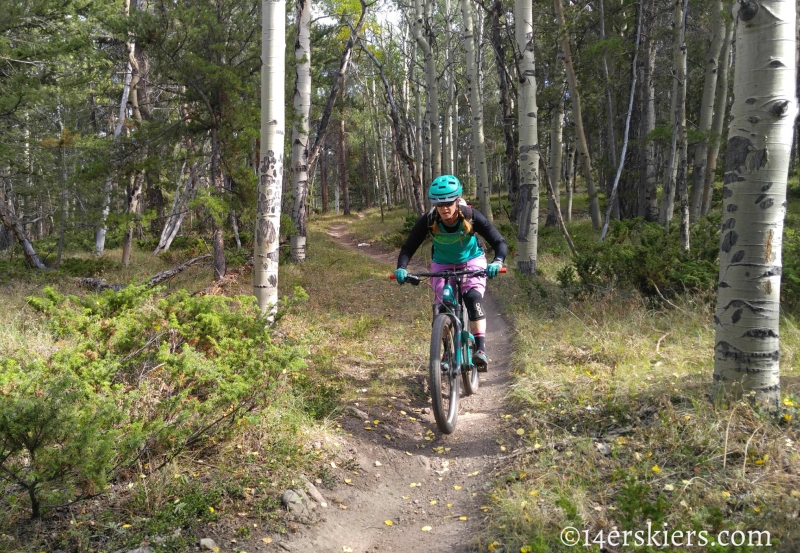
[472,350,488,373]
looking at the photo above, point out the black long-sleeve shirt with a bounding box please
[397,208,508,269]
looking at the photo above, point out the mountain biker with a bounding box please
[394,175,508,372]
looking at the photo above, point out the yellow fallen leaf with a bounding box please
[664,484,675,491]
[454,485,462,490]
[405,452,413,456]
[262,537,272,544]
[400,411,407,415]
[410,482,421,487]
[529,490,539,497]
[468,471,480,476]
[339,504,348,509]
[374,420,380,424]
[447,503,453,508]
[430,500,438,505]
[651,465,661,474]
[488,540,501,551]
[209,506,215,513]
[385,520,393,526]
[444,448,451,452]
[521,546,532,553]
[481,505,489,512]
[122,524,132,528]
[459,516,467,521]
[500,446,506,452]
[344,478,352,484]
[402,495,410,500]
[516,429,525,436]
[343,547,353,553]
[384,434,391,440]
[722,491,731,498]
[421,525,432,532]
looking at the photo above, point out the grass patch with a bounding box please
[483,258,800,552]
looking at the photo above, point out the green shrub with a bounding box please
[561,217,721,297]
[2,285,307,518]
[0,365,122,518]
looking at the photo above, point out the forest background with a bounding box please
[1,0,799,550]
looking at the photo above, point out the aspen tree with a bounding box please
[554,0,600,229]
[462,0,492,220]
[713,0,797,406]
[689,0,724,220]
[290,0,311,263]
[515,0,540,276]
[254,0,286,314]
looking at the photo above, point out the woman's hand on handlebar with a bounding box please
[393,268,407,284]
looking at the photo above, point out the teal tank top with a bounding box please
[431,220,483,264]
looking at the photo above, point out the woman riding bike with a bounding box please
[394,175,508,372]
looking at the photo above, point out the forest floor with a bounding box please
[274,216,521,553]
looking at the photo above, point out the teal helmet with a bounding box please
[428,175,462,204]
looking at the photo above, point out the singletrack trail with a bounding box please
[280,219,518,553]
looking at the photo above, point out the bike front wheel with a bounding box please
[430,314,459,434]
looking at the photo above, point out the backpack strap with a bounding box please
[427,204,476,237]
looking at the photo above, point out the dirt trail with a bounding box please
[280,221,518,553]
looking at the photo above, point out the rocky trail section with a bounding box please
[270,221,520,553]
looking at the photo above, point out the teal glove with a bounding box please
[487,262,502,278]
[394,268,407,284]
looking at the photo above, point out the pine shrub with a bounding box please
[1,285,306,518]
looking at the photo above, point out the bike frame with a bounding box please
[438,274,474,376]
[397,268,483,378]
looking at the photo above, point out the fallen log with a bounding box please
[74,254,212,291]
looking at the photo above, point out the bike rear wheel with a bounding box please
[430,314,459,434]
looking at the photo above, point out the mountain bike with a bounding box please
[391,267,506,434]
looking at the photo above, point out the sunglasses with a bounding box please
[434,199,458,208]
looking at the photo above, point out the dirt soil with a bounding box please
[269,220,519,553]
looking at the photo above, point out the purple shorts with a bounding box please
[430,256,487,305]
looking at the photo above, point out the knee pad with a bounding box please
[462,288,486,321]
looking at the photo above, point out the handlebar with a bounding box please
[390,267,506,285]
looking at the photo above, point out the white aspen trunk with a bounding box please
[462,0,492,221]
[154,162,199,255]
[713,0,797,407]
[414,71,425,187]
[546,93,564,228]
[689,0,724,220]
[254,0,286,314]
[442,0,454,175]
[702,18,735,215]
[554,0,600,229]
[121,39,144,267]
[564,142,574,223]
[659,0,688,228]
[414,0,441,178]
[96,0,133,258]
[515,0,539,276]
[602,2,643,241]
[599,0,620,219]
[290,0,312,263]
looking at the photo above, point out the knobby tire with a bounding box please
[430,314,459,434]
